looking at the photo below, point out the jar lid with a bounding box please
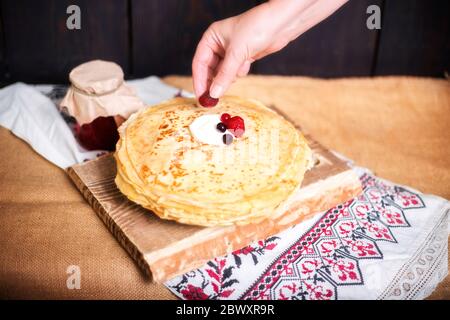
[69,60,124,95]
[60,60,145,125]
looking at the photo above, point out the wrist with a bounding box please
[266,0,349,41]
[265,0,316,41]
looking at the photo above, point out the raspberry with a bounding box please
[225,116,245,138]
[220,113,231,122]
[198,91,219,107]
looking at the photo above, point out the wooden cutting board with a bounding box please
[67,108,362,283]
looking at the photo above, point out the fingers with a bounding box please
[237,60,252,77]
[209,47,246,98]
[193,20,250,99]
[192,32,222,97]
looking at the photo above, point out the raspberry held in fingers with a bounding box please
[198,91,219,107]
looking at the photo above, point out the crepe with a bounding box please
[115,96,312,226]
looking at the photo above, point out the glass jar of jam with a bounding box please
[60,60,144,151]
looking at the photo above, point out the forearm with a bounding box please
[266,0,349,42]
[192,0,349,98]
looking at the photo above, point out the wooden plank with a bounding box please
[253,0,382,77]
[67,133,361,283]
[0,0,129,84]
[0,4,6,86]
[375,0,450,77]
[131,0,381,78]
[130,0,260,78]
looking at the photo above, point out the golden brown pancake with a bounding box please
[115,96,312,226]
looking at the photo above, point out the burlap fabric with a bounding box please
[0,76,448,299]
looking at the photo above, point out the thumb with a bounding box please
[209,48,246,98]
[237,60,252,77]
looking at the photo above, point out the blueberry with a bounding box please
[223,134,233,145]
[216,122,227,133]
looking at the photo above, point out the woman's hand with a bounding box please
[192,0,348,99]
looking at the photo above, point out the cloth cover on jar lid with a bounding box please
[60,60,145,125]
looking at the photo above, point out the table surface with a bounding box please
[0,75,448,299]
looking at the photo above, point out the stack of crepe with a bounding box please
[115,96,312,227]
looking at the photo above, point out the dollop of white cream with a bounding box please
[189,114,230,146]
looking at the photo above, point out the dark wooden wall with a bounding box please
[0,0,448,85]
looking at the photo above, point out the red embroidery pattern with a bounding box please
[168,237,279,300]
[167,173,425,300]
[241,174,424,300]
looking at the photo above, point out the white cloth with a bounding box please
[0,77,192,169]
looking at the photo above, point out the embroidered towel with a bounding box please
[166,168,449,300]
